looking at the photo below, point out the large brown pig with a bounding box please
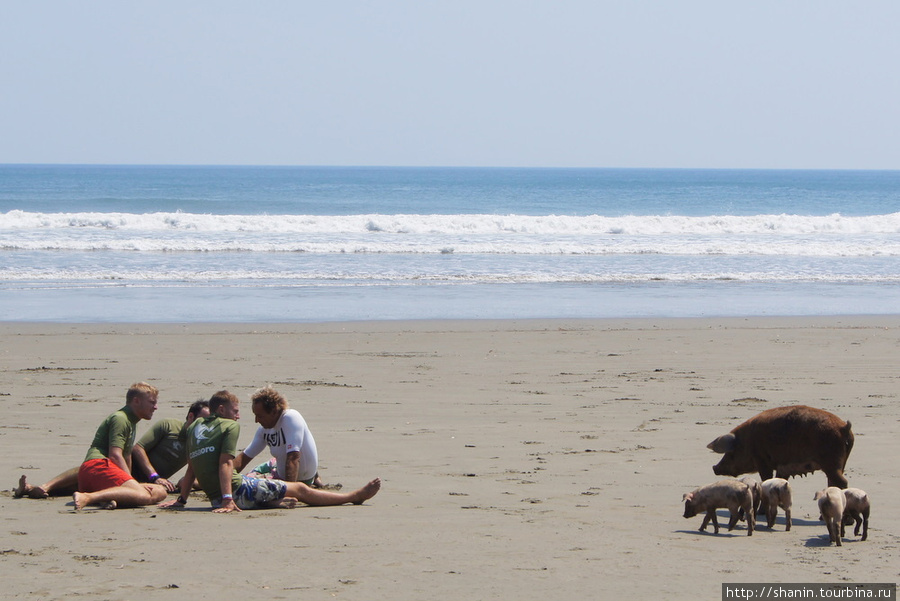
[707,405,854,489]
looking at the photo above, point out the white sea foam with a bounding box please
[2,266,899,285]
[3,210,900,234]
[3,166,900,322]
[2,211,900,256]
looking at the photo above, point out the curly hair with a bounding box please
[251,387,289,415]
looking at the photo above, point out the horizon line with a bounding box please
[2,163,899,173]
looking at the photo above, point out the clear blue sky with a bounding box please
[3,2,899,169]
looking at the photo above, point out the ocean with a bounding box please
[1,165,899,323]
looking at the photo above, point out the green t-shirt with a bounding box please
[187,415,243,505]
[83,405,140,463]
[136,418,188,480]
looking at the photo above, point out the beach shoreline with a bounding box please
[2,316,898,600]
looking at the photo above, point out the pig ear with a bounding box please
[683,492,692,502]
[707,433,736,453]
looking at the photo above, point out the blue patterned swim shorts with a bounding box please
[234,475,287,510]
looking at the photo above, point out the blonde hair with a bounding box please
[126,382,159,403]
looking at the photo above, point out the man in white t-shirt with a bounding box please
[234,387,323,487]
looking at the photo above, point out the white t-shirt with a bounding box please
[243,409,318,482]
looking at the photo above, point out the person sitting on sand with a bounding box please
[234,386,325,488]
[131,398,210,492]
[15,398,210,499]
[160,390,380,513]
[71,382,169,510]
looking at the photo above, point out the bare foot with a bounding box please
[28,485,49,499]
[103,500,117,510]
[73,491,89,511]
[280,498,298,509]
[14,475,28,499]
[13,476,49,499]
[352,478,381,505]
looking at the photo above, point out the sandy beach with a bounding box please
[1,317,898,600]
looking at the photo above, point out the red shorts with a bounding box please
[78,458,134,492]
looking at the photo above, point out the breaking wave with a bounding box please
[3,210,900,256]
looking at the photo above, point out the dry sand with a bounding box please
[1,317,898,600]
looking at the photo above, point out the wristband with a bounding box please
[148,472,160,482]
[176,495,187,505]
[222,494,233,500]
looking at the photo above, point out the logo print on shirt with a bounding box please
[264,428,285,447]
[194,422,214,442]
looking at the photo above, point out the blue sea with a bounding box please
[1,165,899,322]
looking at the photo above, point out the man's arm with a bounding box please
[279,410,317,483]
[131,444,154,478]
[133,422,164,473]
[108,445,131,475]
[233,451,252,474]
[283,451,301,482]
[159,462,194,509]
[213,453,239,514]
[130,445,176,491]
[237,426,266,473]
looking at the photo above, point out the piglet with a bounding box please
[683,480,754,536]
[841,488,870,541]
[760,477,792,531]
[814,487,845,546]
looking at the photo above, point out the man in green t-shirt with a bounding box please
[162,390,381,513]
[181,390,245,507]
[72,382,169,510]
[15,399,210,499]
[132,399,210,492]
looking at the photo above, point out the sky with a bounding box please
[2,2,899,169]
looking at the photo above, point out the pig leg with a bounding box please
[766,505,777,529]
[703,510,720,534]
[727,509,740,531]
[829,518,842,546]
[825,469,849,489]
[742,499,754,536]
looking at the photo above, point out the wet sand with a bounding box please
[2,317,898,600]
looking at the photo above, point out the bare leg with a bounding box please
[284,477,381,506]
[16,468,80,499]
[263,497,299,509]
[310,472,344,490]
[175,475,202,491]
[73,480,167,510]
[36,467,80,498]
